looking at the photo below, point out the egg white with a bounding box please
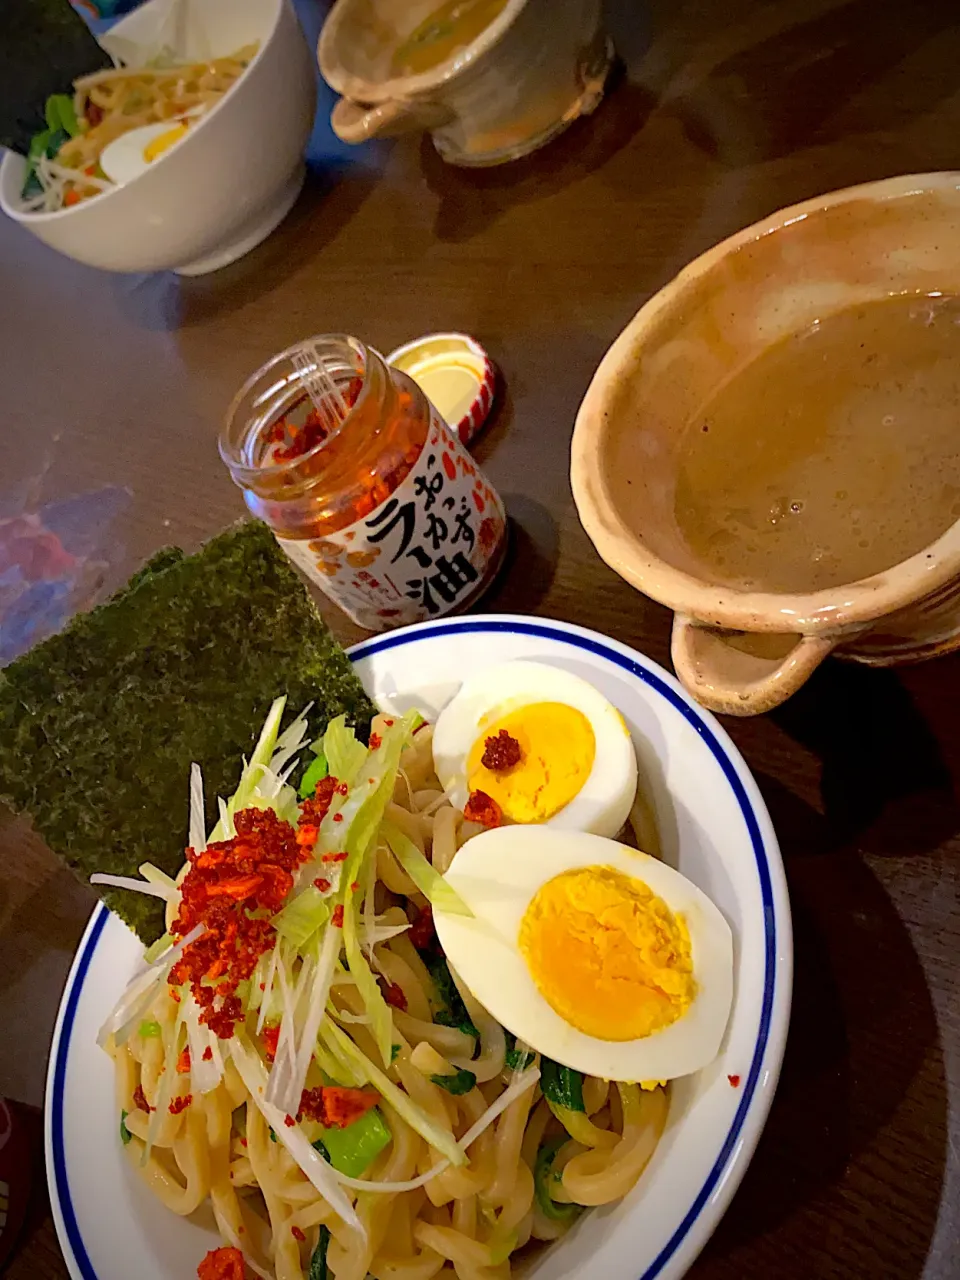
[99,119,194,187]
[432,660,638,837]
[433,827,733,1082]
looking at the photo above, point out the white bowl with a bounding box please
[0,0,315,275]
[45,616,792,1280]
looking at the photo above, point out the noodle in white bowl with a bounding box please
[46,618,790,1280]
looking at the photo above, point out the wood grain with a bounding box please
[1,0,959,1274]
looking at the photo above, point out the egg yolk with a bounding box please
[519,866,695,1041]
[466,703,595,824]
[143,122,189,164]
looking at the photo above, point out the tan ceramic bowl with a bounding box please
[571,172,960,716]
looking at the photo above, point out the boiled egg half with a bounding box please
[99,118,194,187]
[433,827,733,1081]
[432,660,638,837]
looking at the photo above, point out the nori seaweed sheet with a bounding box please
[1,0,112,154]
[0,522,375,943]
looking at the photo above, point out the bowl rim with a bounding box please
[570,170,960,635]
[317,0,529,104]
[44,613,792,1280]
[0,0,283,225]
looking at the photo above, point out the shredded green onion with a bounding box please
[382,821,473,918]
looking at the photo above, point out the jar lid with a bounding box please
[387,333,496,447]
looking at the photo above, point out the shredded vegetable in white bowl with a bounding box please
[46,616,791,1280]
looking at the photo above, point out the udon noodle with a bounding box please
[105,719,667,1280]
[23,45,258,212]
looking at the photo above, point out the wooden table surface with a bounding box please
[2,0,960,1275]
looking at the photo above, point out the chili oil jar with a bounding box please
[220,335,507,631]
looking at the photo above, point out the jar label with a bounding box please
[277,411,506,631]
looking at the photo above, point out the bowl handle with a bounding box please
[671,615,837,716]
[331,96,451,143]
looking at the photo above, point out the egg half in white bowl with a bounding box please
[435,826,734,1082]
[433,659,638,836]
[0,0,316,275]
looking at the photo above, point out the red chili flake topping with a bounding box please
[380,979,407,1011]
[322,852,348,863]
[333,812,344,823]
[262,1023,281,1063]
[369,732,382,750]
[240,1137,247,1148]
[408,903,435,952]
[297,775,338,852]
[350,881,359,892]
[337,783,349,796]
[464,790,503,828]
[133,1083,154,1113]
[202,1046,213,1062]
[313,877,332,892]
[291,1225,306,1243]
[728,1074,741,1088]
[481,729,523,772]
[169,988,181,1004]
[169,808,307,1040]
[384,719,394,727]
[298,1086,379,1129]
[198,1245,245,1280]
[332,905,344,928]
[169,1094,193,1115]
[177,1047,191,1074]
[284,1114,296,1128]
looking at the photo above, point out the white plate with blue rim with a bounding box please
[46,614,792,1280]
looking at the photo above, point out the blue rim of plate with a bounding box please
[48,616,779,1280]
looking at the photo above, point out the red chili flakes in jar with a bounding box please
[268,379,363,465]
[481,730,522,772]
[169,1094,192,1115]
[220,338,507,634]
[169,808,307,1041]
[464,790,503,828]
